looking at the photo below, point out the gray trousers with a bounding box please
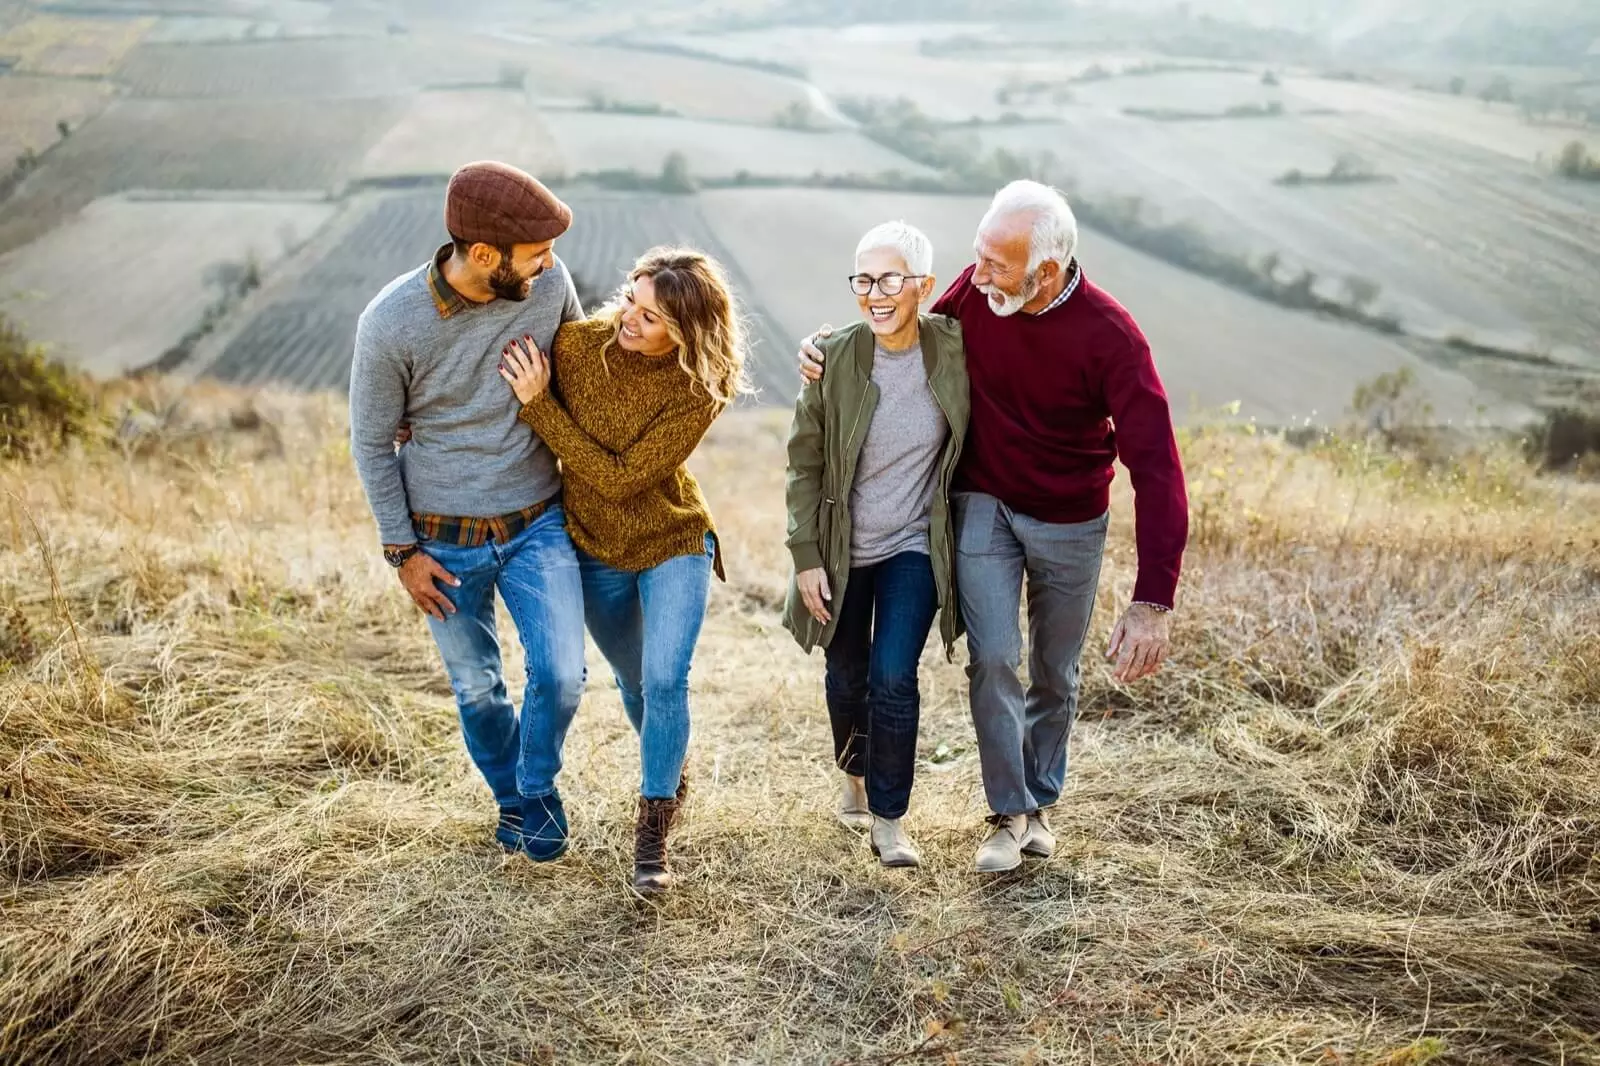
[954,492,1107,816]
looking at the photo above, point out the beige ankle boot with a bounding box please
[975,814,1027,874]
[836,774,871,831]
[1022,810,1056,858]
[869,816,921,868]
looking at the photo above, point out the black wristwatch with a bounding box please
[384,544,421,568]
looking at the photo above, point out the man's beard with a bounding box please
[489,261,541,302]
[979,270,1040,318]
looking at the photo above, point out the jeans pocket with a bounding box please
[954,493,997,556]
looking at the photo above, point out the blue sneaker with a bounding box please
[494,803,524,852]
[520,790,569,862]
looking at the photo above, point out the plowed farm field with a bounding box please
[539,111,933,180]
[0,74,113,162]
[204,190,793,399]
[0,13,152,76]
[359,90,560,181]
[0,193,335,376]
[0,96,403,254]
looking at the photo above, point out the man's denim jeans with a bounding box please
[421,504,586,805]
[578,534,716,800]
[824,550,939,819]
[955,492,1107,817]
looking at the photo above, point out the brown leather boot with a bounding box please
[633,795,680,895]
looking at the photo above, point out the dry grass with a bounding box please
[0,382,1597,1065]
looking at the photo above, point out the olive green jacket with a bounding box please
[782,315,970,658]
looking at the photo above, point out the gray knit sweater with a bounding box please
[349,252,583,546]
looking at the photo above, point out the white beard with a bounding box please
[979,270,1041,317]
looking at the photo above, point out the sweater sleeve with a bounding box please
[348,309,415,547]
[784,378,828,573]
[558,266,584,324]
[931,265,974,317]
[1102,324,1188,609]
[520,388,720,503]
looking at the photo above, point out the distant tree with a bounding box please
[1261,70,1280,87]
[1448,76,1466,95]
[1330,152,1375,180]
[659,151,695,194]
[1556,141,1600,181]
[1341,275,1381,310]
[773,100,816,130]
[1480,75,1514,104]
[1351,366,1432,444]
[56,119,70,139]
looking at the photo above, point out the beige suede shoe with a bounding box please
[869,816,921,868]
[1022,810,1056,858]
[836,773,871,831]
[975,814,1027,874]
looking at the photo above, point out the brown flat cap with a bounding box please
[445,161,571,247]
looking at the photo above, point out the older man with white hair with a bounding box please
[800,180,1188,874]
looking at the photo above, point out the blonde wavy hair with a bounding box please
[599,247,753,407]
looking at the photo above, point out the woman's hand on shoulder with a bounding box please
[500,335,551,405]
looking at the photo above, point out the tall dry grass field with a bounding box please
[1,382,1596,1065]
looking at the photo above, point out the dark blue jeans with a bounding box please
[824,550,939,819]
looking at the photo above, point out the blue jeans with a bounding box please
[579,534,715,800]
[421,505,587,805]
[824,551,939,819]
[955,492,1107,816]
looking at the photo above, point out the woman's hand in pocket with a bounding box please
[797,568,832,625]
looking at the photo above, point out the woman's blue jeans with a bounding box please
[579,535,716,800]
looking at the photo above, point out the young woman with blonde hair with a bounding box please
[500,246,750,894]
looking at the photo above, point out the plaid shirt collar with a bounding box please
[425,243,471,319]
[1029,259,1082,316]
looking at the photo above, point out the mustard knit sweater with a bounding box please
[518,317,725,577]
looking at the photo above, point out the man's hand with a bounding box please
[798,324,834,384]
[796,567,833,624]
[396,550,460,621]
[1106,603,1172,683]
[501,334,551,404]
[394,422,412,447]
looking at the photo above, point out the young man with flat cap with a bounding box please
[350,161,587,861]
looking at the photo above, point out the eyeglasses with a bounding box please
[847,272,926,297]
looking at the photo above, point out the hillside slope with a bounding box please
[1,385,1597,1064]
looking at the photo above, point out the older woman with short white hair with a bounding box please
[782,221,970,869]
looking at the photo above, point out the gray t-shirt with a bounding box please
[849,340,949,567]
[349,251,583,546]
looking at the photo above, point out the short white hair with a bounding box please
[979,180,1078,273]
[854,220,934,276]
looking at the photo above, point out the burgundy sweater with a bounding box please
[933,265,1188,608]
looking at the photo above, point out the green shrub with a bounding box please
[0,313,99,458]
[1527,407,1600,474]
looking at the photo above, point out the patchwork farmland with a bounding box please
[0,0,1593,425]
[200,190,794,399]
[0,194,335,376]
